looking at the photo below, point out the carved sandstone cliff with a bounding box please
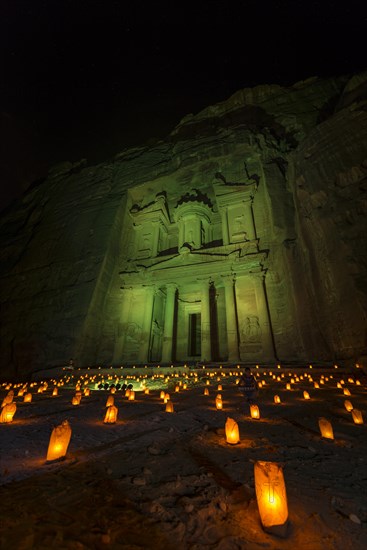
[0,73,366,378]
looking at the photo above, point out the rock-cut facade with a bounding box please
[0,73,366,377]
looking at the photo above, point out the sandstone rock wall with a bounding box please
[1,73,366,378]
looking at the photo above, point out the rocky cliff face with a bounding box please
[1,73,366,378]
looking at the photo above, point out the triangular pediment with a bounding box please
[122,250,246,277]
[143,248,239,271]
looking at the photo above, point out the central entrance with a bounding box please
[189,313,201,356]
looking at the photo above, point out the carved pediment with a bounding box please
[121,242,263,273]
[130,192,171,224]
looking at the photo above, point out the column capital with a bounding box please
[142,283,156,292]
[251,270,267,284]
[198,277,213,288]
[165,283,177,294]
[221,273,236,286]
[120,286,133,294]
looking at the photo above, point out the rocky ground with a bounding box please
[1,365,367,549]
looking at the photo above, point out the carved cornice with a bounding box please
[213,180,257,209]
[129,192,171,225]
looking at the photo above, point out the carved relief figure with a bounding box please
[141,234,151,253]
[150,318,163,362]
[232,215,248,242]
[241,316,261,343]
[126,323,141,342]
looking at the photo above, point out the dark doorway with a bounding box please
[189,313,201,356]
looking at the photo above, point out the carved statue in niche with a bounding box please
[122,322,142,360]
[241,316,261,343]
[135,231,153,259]
[232,215,248,242]
[126,323,141,342]
[201,223,205,246]
[150,318,163,362]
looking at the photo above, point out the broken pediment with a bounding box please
[120,241,266,277]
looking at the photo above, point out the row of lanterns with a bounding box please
[1,365,364,538]
[44,412,289,534]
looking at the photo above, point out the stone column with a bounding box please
[151,222,160,257]
[161,284,176,363]
[200,280,211,362]
[222,275,240,362]
[112,287,132,363]
[178,220,184,249]
[138,285,156,362]
[254,273,276,361]
[220,208,230,245]
[244,199,256,240]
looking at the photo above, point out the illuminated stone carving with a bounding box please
[115,180,275,364]
[2,75,365,377]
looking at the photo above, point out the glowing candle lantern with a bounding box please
[75,384,81,391]
[144,388,150,394]
[0,402,17,423]
[250,404,260,419]
[344,400,353,412]
[274,395,281,404]
[127,390,135,401]
[337,382,342,389]
[163,393,170,403]
[17,389,25,397]
[286,383,291,391]
[175,385,180,393]
[52,388,58,397]
[318,417,334,440]
[165,400,174,413]
[303,391,310,400]
[1,394,13,407]
[314,382,320,389]
[72,395,81,405]
[125,389,131,398]
[356,380,361,386]
[206,380,210,386]
[218,384,223,391]
[160,390,165,399]
[110,387,116,394]
[343,388,351,396]
[215,396,223,410]
[24,392,32,403]
[204,388,209,396]
[46,420,72,461]
[84,388,90,397]
[106,395,114,407]
[352,409,364,424]
[254,461,288,535]
[348,378,354,384]
[225,417,240,444]
[104,405,118,424]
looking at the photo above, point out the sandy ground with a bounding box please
[0,365,367,550]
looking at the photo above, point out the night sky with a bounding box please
[1,0,366,211]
